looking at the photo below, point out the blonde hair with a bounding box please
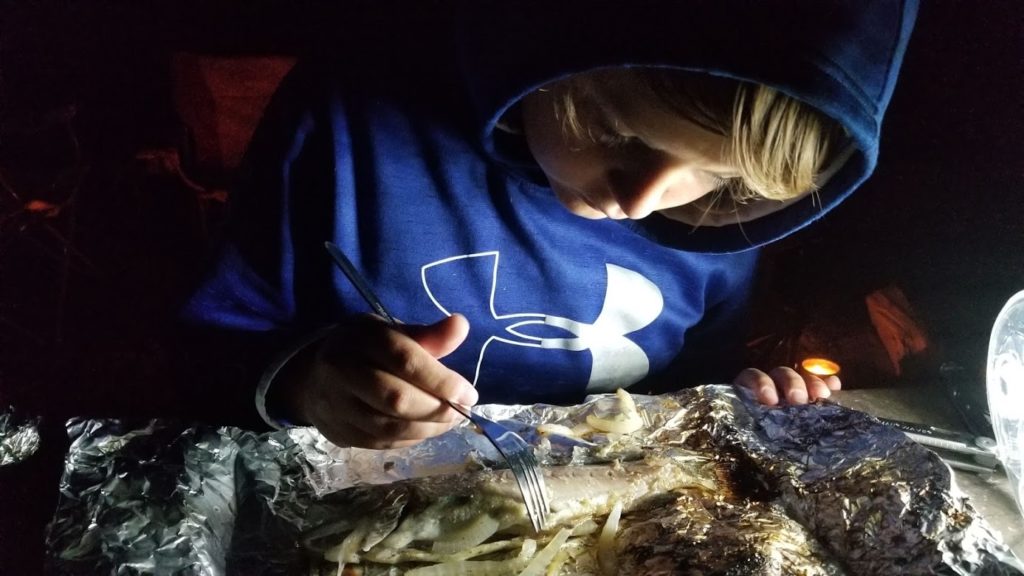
[550,69,845,215]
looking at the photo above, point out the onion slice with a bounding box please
[403,559,519,575]
[586,389,643,434]
[517,528,571,576]
[596,500,622,576]
[431,514,501,554]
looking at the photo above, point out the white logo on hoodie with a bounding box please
[421,252,662,392]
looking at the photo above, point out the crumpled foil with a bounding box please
[0,406,41,467]
[45,386,1022,575]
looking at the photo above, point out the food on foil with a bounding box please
[299,388,1018,576]
[302,451,794,575]
[0,406,41,466]
[302,390,843,575]
[303,451,846,575]
[45,386,1021,575]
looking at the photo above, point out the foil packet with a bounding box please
[45,385,1021,575]
[0,406,41,467]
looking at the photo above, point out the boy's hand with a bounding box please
[733,366,841,406]
[295,313,477,449]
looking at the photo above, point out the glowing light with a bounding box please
[801,357,841,376]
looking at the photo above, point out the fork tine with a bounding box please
[516,450,549,529]
[512,452,547,532]
[449,404,547,531]
[533,458,549,527]
[489,426,545,532]
[508,451,543,530]
[514,443,549,529]
[502,451,536,523]
[506,453,543,532]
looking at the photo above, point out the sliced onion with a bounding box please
[431,514,501,554]
[323,523,369,576]
[516,538,538,564]
[546,543,573,576]
[365,538,523,565]
[596,501,622,576]
[570,519,600,536]
[535,423,578,438]
[516,528,571,576]
[586,389,643,434]
[572,422,597,437]
[403,559,519,576]
[616,387,640,418]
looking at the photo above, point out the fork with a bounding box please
[323,241,550,533]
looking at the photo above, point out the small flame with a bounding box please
[801,357,841,376]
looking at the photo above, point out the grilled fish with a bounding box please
[303,449,842,575]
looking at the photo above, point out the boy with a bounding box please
[183,2,918,449]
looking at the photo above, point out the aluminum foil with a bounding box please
[45,385,1021,575]
[0,406,41,467]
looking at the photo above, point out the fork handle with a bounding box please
[325,241,399,325]
[446,400,473,420]
[325,242,476,423]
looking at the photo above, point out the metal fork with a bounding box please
[443,402,550,532]
[324,241,550,532]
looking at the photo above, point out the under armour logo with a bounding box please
[421,252,663,392]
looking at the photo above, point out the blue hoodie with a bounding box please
[182,1,918,408]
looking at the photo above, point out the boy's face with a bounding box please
[521,72,739,220]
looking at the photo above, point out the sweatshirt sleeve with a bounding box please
[181,62,318,332]
[173,61,338,428]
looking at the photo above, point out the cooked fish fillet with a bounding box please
[303,452,719,569]
[303,449,844,575]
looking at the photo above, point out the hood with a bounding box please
[456,0,918,253]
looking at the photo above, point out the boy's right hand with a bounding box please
[290,313,477,450]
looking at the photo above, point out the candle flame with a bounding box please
[801,357,840,376]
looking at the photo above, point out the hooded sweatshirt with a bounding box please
[181,1,918,411]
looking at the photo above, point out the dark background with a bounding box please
[1,1,1022,573]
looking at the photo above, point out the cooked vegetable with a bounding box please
[595,501,621,576]
[306,450,721,575]
[585,389,643,434]
[517,529,570,576]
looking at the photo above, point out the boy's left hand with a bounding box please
[733,367,841,406]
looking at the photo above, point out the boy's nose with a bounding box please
[606,166,671,219]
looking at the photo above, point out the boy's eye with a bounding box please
[589,122,639,148]
[595,130,637,148]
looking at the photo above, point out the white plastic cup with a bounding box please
[987,290,1024,521]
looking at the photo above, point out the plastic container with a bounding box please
[987,290,1024,521]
